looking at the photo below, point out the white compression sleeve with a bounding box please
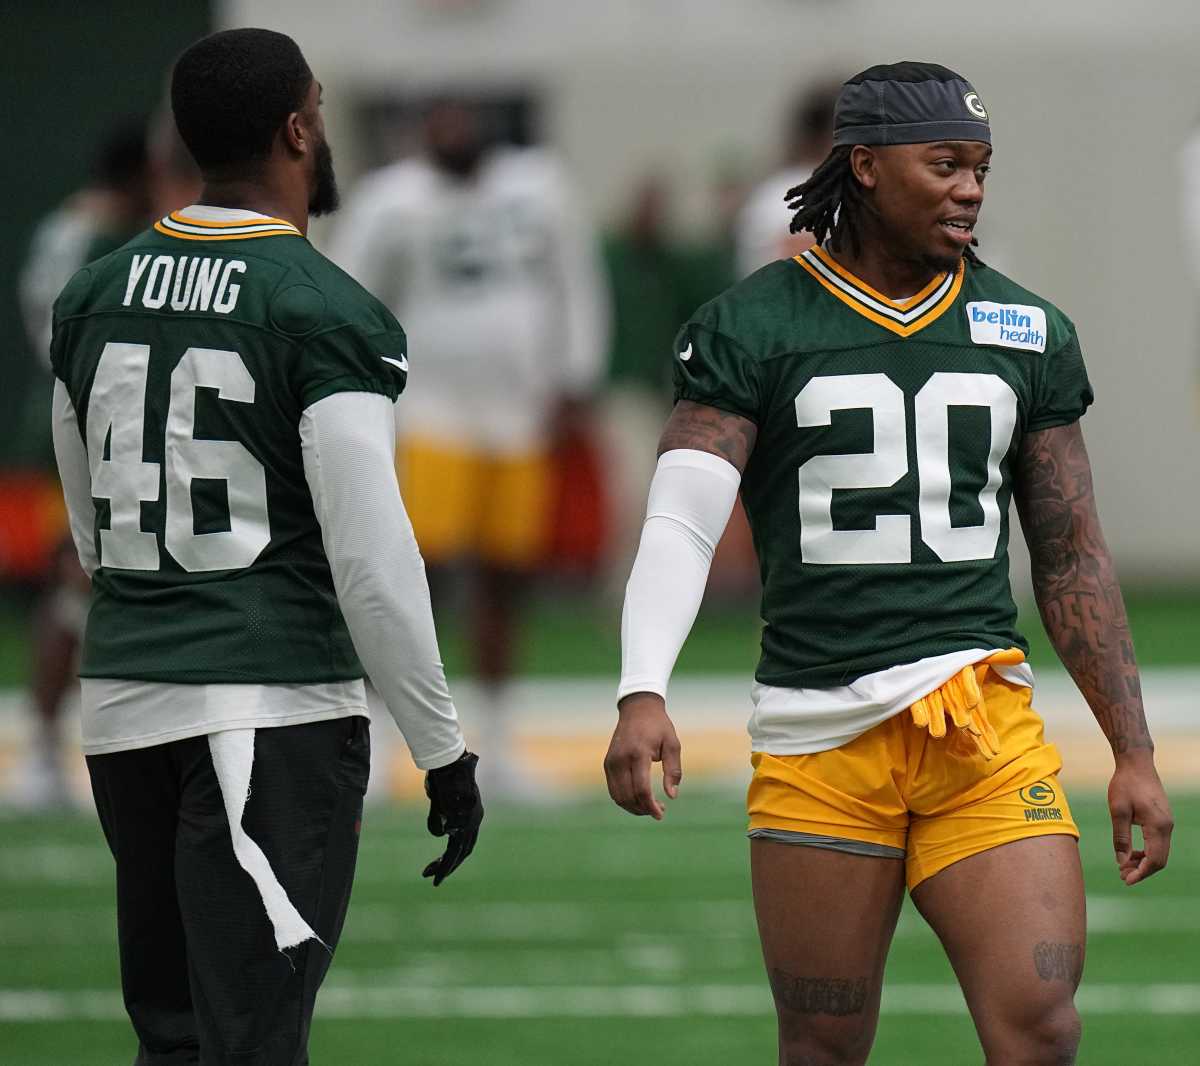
[301,391,465,770]
[51,378,99,577]
[617,449,742,701]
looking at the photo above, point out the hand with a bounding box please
[423,751,483,886]
[603,693,682,820]
[1108,749,1173,886]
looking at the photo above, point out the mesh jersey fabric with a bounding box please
[50,209,408,685]
[673,253,1092,688]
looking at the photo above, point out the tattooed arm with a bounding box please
[604,402,756,819]
[657,399,758,469]
[1014,421,1173,884]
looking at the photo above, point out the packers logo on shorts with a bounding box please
[1020,780,1064,822]
[1020,781,1056,806]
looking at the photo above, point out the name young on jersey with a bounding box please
[122,254,246,315]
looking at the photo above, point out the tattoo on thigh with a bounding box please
[1033,941,1084,984]
[768,969,869,1016]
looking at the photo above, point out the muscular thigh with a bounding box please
[752,840,905,1058]
[911,834,1085,1052]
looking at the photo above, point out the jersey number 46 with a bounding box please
[88,341,269,573]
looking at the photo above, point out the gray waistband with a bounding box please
[748,827,906,860]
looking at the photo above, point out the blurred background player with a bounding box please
[599,175,694,596]
[734,80,839,278]
[13,121,155,808]
[332,96,610,793]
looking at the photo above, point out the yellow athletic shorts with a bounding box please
[747,675,1078,890]
[397,437,551,568]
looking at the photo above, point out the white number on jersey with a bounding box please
[87,343,161,570]
[795,371,1018,565]
[86,341,270,573]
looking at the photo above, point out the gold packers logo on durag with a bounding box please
[963,91,988,120]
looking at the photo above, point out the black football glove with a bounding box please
[422,751,483,886]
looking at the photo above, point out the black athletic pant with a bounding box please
[87,715,370,1066]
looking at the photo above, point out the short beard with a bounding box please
[920,249,965,274]
[309,137,340,216]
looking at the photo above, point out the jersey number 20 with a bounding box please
[87,341,270,573]
[795,372,1018,565]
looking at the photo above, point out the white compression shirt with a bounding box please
[53,380,465,768]
[618,448,1034,752]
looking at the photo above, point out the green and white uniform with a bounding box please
[51,205,463,767]
[668,246,1092,751]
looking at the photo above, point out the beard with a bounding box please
[309,137,340,216]
[920,248,966,273]
[430,141,485,179]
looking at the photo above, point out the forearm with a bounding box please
[618,449,741,701]
[301,391,465,770]
[1019,423,1152,756]
[1031,549,1151,756]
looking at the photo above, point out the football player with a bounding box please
[606,62,1173,1065]
[16,120,154,810]
[50,29,481,1065]
[331,97,609,792]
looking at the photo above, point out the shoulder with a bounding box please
[962,260,1078,352]
[271,242,404,340]
[684,260,806,360]
[342,158,435,214]
[485,147,574,202]
[50,228,154,324]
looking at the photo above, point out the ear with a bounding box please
[282,110,308,157]
[849,145,878,190]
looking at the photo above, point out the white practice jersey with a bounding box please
[734,164,818,279]
[330,148,610,452]
[20,201,102,366]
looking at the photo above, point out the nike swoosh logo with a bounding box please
[382,355,409,372]
[679,343,693,362]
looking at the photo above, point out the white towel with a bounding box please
[208,728,322,951]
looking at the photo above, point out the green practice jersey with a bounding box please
[51,209,409,684]
[674,246,1093,688]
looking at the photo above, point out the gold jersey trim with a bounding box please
[795,245,964,338]
[154,210,302,242]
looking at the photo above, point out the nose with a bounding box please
[953,171,984,205]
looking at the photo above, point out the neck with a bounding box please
[195,171,309,235]
[826,233,951,299]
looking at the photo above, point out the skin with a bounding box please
[836,140,991,298]
[604,131,1172,1064]
[1015,422,1174,884]
[195,78,328,236]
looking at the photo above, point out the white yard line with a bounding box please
[0,895,1196,947]
[2,982,1199,1021]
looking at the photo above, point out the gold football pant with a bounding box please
[396,436,551,569]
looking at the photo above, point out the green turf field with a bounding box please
[2,791,1196,1065]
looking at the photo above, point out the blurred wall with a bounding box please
[226,0,1200,583]
[0,0,212,468]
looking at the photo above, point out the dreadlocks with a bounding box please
[785,145,983,265]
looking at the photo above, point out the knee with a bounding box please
[777,1018,873,1066]
[990,1001,1081,1066]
